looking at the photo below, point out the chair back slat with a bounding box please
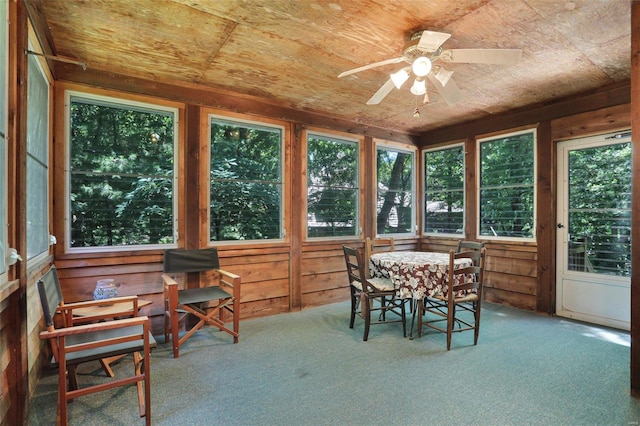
[449,249,486,295]
[343,246,366,289]
[163,248,220,273]
[37,266,63,328]
[455,240,485,253]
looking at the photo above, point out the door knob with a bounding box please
[557,223,564,229]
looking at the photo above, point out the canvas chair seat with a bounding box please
[177,286,232,305]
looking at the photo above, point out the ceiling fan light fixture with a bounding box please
[412,56,432,77]
[390,68,410,89]
[410,78,426,96]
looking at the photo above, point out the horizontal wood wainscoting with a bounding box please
[420,241,537,311]
[53,247,293,336]
[300,239,422,308]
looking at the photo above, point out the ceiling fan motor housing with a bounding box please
[402,30,445,63]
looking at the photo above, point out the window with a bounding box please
[209,116,283,242]
[424,144,464,235]
[67,92,177,250]
[478,129,536,239]
[306,133,359,238]
[376,144,415,235]
[0,1,7,277]
[26,53,50,260]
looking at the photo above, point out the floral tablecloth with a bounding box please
[369,251,472,300]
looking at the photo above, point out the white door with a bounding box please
[556,131,631,330]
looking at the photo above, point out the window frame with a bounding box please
[304,130,361,241]
[422,142,465,237]
[476,128,537,242]
[374,140,417,237]
[0,0,7,283]
[206,113,286,245]
[64,90,180,253]
[26,44,51,263]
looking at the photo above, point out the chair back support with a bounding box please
[455,240,485,253]
[365,237,395,257]
[365,237,395,277]
[449,248,485,298]
[37,266,63,328]
[343,245,366,290]
[164,247,220,273]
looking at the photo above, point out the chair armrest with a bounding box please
[40,316,149,339]
[57,296,140,324]
[218,269,241,299]
[161,273,177,286]
[60,295,139,309]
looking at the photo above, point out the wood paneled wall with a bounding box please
[44,85,631,337]
[2,2,637,423]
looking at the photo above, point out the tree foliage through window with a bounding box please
[307,134,358,237]
[479,131,535,239]
[377,146,414,235]
[209,119,282,241]
[69,96,176,248]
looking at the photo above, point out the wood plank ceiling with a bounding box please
[28,0,630,136]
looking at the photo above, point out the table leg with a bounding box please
[409,298,418,340]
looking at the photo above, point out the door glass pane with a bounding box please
[568,142,631,276]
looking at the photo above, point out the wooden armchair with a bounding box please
[37,266,154,425]
[162,248,241,358]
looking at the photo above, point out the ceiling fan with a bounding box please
[338,30,522,108]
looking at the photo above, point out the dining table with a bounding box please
[369,251,473,338]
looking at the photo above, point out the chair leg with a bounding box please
[133,351,145,418]
[474,302,482,345]
[67,365,79,391]
[446,302,454,351]
[171,310,180,358]
[362,294,371,341]
[59,360,69,426]
[349,292,357,329]
[400,299,407,338]
[416,299,423,338]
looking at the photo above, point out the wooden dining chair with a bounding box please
[417,247,486,350]
[162,248,241,358]
[364,237,395,278]
[343,245,406,341]
[37,266,154,425]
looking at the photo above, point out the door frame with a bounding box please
[555,130,631,330]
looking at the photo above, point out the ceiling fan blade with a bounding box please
[366,78,395,105]
[338,57,405,78]
[442,48,522,65]
[427,74,463,106]
[416,30,451,52]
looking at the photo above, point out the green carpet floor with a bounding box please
[29,301,640,425]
